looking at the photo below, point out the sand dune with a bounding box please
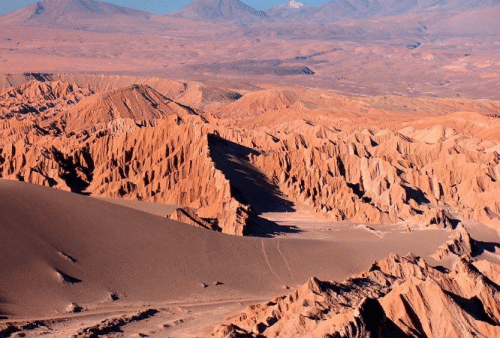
[0,179,452,319]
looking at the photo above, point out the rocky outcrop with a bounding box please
[0,80,93,120]
[213,89,299,119]
[61,84,206,133]
[169,207,219,231]
[205,253,500,337]
[0,117,251,235]
[432,223,475,260]
[2,77,500,235]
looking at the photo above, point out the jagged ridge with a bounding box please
[205,253,500,337]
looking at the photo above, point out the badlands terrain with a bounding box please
[1,0,500,337]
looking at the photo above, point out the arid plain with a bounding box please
[1,0,500,337]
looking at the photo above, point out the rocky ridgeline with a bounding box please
[248,124,500,227]
[0,80,93,120]
[205,253,500,337]
[1,78,500,235]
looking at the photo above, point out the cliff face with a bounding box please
[1,77,500,235]
[205,253,500,338]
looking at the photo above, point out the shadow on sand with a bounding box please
[208,133,300,237]
[245,215,302,238]
[472,239,500,256]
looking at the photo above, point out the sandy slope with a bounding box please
[0,179,453,319]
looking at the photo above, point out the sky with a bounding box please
[0,0,331,14]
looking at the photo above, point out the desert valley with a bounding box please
[1,0,500,337]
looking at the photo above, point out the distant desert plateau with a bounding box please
[1,0,500,337]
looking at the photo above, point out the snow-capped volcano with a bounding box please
[266,0,314,18]
[277,0,307,9]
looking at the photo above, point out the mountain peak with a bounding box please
[2,0,150,26]
[278,0,307,9]
[173,0,268,21]
[266,0,313,19]
[0,0,155,33]
[313,0,500,22]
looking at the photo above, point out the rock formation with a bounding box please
[432,223,476,260]
[249,124,500,227]
[169,207,219,231]
[0,80,93,120]
[205,253,500,337]
[1,77,500,235]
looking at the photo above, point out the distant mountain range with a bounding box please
[308,0,500,22]
[173,0,500,22]
[1,0,499,36]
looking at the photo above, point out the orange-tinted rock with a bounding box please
[169,207,218,231]
[1,77,500,235]
[205,254,500,337]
